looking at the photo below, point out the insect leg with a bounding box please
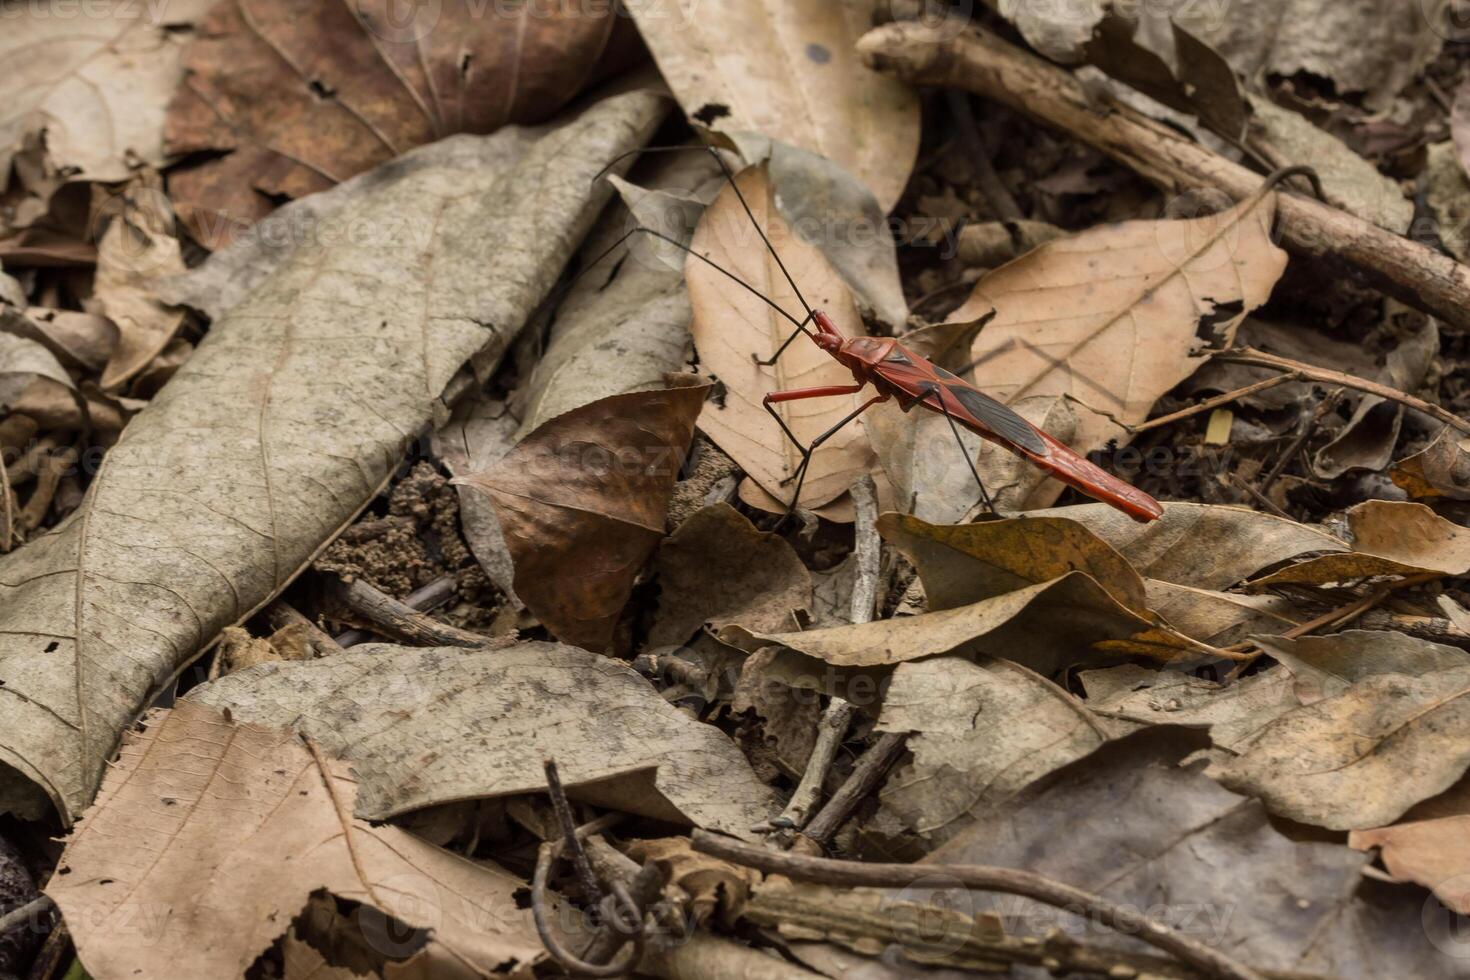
[915,382,1001,518]
[762,389,885,524]
[752,311,817,367]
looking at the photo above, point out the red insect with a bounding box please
[591,147,1163,523]
[762,311,1164,523]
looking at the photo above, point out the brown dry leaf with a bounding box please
[1026,501,1347,590]
[0,0,212,184]
[649,503,812,649]
[1393,428,1470,500]
[0,92,666,823]
[731,647,821,777]
[1080,662,1297,752]
[948,188,1287,461]
[88,171,187,391]
[1142,580,1301,647]
[1212,661,1470,830]
[924,728,1463,977]
[720,572,1202,679]
[1248,500,1470,588]
[876,512,1148,614]
[624,837,757,929]
[0,333,74,411]
[454,381,709,653]
[688,166,872,510]
[431,392,520,603]
[1351,777,1470,915]
[0,307,116,375]
[627,0,919,212]
[189,641,779,835]
[164,0,625,247]
[46,700,543,980]
[1253,629,1470,704]
[877,657,1130,845]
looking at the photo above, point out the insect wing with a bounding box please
[874,356,1048,455]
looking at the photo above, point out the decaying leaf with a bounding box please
[431,392,521,603]
[649,503,811,648]
[1248,500,1470,587]
[1254,629,1470,703]
[688,166,872,510]
[1027,502,1347,590]
[190,642,779,836]
[1212,662,1470,830]
[454,381,709,652]
[720,572,1201,680]
[1351,777,1470,915]
[1080,662,1297,751]
[0,307,116,376]
[878,657,1128,844]
[0,92,666,822]
[922,728,1465,977]
[47,701,544,980]
[1142,580,1301,647]
[0,0,212,183]
[89,171,188,391]
[624,837,757,929]
[164,0,625,246]
[0,332,74,410]
[876,512,1148,614]
[948,174,1288,463]
[1392,427,1470,500]
[628,0,919,211]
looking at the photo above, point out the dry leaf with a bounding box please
[688,166,872,509]
[165,0,625,246]
[1392,427,1470,500]
[1351,777,1470,915]
[876,512,1149,614]
[1212,662,1470,830]
[731,647,821,777]
[649,503,812,648]
[1027,501,1347,590]
[1080,662,1297,751]
[455,382,709,652]
[0,0,212,183]
[1248,500,1470,587]
[878,657,1128,844]
[1253,629,1470,704]
[624,837,757,929]
[923,728,1462,977]
[189,641,780,835]
[47,701,543,980]
[89,171,187,391]
[1142,580,1301,647]
[0,333,74,409]
[720,572,1201,679]
[0,92,666,823]
[628,0,920,211]
[0,308,116,375]
[431,393,520,603]
[949,188,1287,461]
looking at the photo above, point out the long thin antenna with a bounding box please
[591,143,815,319]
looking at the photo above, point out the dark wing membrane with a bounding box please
[875,359,1048,455]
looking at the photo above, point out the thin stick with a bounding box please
[0,447,12,553]
[1229,472,1292,520]
[0,894,52,936]
[532,843,642,977]
[334,575,456,647]
[945,90,1022,221]
[857,23,1470,332]
[331,576,507,649]
[691,830,1264,980]
[544,759,602,907]
[800,731,908,848]
[1215,348,1467,433]
[1131,375,1298,434]
[266,601,345,657]
[848,475,881,625]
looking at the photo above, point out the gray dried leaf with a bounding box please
[189,641,779,837]
[0,91,667,822]
[878,657,1128,845]
[1080,662,1297,751]
[1253,629,1470,703]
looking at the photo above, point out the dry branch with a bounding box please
[857,23,1470,331]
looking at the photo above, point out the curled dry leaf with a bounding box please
[1248,500,1470,587]
[623,837,757,929]
[628,0,920,211]
[190,642,780,836]
[923,728,1463,977]
[88,170,188,391]
[0,0,212,183]
[688,166,872,510]
[1212,662,1470,830]
[1027,501,1346,590]
[649,502,812,649]
[1392,427,1470,500]
[876,512,1148,614]
[720,572,1202,680]
[164,0,625,246]
[0,308,116,376]
[47,701,544,980]
[1350,777,1470,915]
[0,92,666,823]
[454,381,710,652]
[1142,580,1301,647]
[878,657,1129,846]
[431,392,521,603]
[1252,629,1470,704]
[948,185,1288,465]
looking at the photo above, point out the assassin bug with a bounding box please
[587,146,1164,523]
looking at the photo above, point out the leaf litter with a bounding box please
[3,4,1470,980]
